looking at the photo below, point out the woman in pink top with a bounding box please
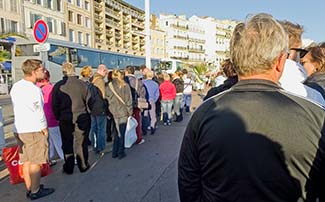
[159,73,176,125]
[37,70,64,163]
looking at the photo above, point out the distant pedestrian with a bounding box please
[11,59,55,200]
[182,69,193,113]
[159,73,176,125]
[52,62,91,174]
[172,71,184,122]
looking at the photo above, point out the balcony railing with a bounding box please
[174,46,187,51]
[105,8,120,19]
[173,35,187,40]
[171,24,188,30]
[188,48,205,53]
[94,1,103,11]
[106,19,120,29]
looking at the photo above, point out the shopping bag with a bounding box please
[124,116,138,148]
[2,145,51,184]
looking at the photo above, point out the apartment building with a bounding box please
[93,0,145,56]
[190,16,236,67]
[150,14,166,59]
[66,0,93,47]
[159,14,206,64]
[23,0,66,41]
[0,0,23,34]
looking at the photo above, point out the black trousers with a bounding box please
[59,117,90,174]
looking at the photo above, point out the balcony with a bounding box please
[94,1,103,12]
[106,8,120,20]
[171,24,188,30]
[140,39,145,45]
[124,36,130,42]
[106,30,113,37]
[132,46,138,50]
[115,33,121,39]
[124,45,130,49]
[173,35,187,40]
[188,47,205,53]
[94,13,104,23]
[174,46,187,51]
[95,38,103,43]
[171,56,189,60]
[106,19,120,29]
[131,19,144,28]
[95,24,104,34]
[107,41,113,45]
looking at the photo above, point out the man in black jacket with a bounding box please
[178,13,325,202]
[52,62,91,174]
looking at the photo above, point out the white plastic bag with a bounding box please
[124,116,138,148]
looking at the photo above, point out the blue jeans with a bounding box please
[90,115,107,151]
[161,100,174,121]
[113,117,128,157]
[183,94,192,112]
[174,94,183,116]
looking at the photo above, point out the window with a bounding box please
[69,29,74,42]
[84,1,90,11]
[85,17,90,28]
[85,33,90,46]
[15,44,39,56]
[0,18,5,33]
[47,18,53,33]
[36,0,42,5]
[77,14,82,25]
[166,21,168,26]
[48,45,67,65]
[47,0,53,9]
[68,0,72,3]
[78,31,82,44]
[77,49,100,68]
[0,0,3,9]
[56,0,62,11]
[60,22,66,36]
[68,11,73,22]
[30,13,42,28]
[76,0,81,7]
[10,0,17,12]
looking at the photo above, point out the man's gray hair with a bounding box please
[231,13,288,76]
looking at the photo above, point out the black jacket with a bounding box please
[172,77,184,94]
[179,79,325,202]
[204,76,238,101]
[52,76,90,123]
[304,72,325,100]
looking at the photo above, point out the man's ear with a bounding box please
[275,52,287,74]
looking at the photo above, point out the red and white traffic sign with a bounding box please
[33,20,49,43]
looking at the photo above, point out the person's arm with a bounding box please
[178,116,202,202]
[35,88,48,135]
[125,85,133,116]
[51,83,60,120]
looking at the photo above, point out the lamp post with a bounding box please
[145,0,151,70]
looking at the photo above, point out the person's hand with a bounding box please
[41,128,49,137]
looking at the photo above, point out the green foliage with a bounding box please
[0,50,10,62]
[192,63,208,83]
[0,32,27,40]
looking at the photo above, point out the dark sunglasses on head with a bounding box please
[290,48,308,58]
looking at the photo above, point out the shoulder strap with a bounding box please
[109,82,125,105]
[135,78,139,91]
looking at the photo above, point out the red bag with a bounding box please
[2,145,51,184]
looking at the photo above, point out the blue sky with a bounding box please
[125,0,324,43]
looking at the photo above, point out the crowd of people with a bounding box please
[9,10,325,202]
[10,56,195,200]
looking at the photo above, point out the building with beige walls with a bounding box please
[66,0,93,47]
[150,14,166,59]
[93,0,145,56]
[23,0,67,41]
[0,0,23,34]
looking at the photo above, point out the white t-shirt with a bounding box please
[10,79,47,133]
[183,76,193,95]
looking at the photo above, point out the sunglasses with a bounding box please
[290,48,308,58]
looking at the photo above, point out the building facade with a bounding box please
[159,14,206,64]
[66,0,93,47]
[0,0,23,34]
[150,14,166,59]
[93,0,145,56]
[23,0,67,41]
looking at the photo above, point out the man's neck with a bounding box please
[24,76,36,84]
[239,73,278,84]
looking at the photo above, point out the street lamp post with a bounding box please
[145,0,151,70]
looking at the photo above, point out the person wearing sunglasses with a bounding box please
[278,21,325,106]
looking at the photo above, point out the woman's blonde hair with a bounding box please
[112,69,125,86]
[230,13,288,76]
[80,65,92,78]
[62,62,76,76]
[145,70,154,79]
[163,73,170,81]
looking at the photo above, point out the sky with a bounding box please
[125,0,324,43]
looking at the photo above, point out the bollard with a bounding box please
[0,106,6,155]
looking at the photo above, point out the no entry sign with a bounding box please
[33,20,49,43]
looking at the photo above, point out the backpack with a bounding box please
[87,79,107,115]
